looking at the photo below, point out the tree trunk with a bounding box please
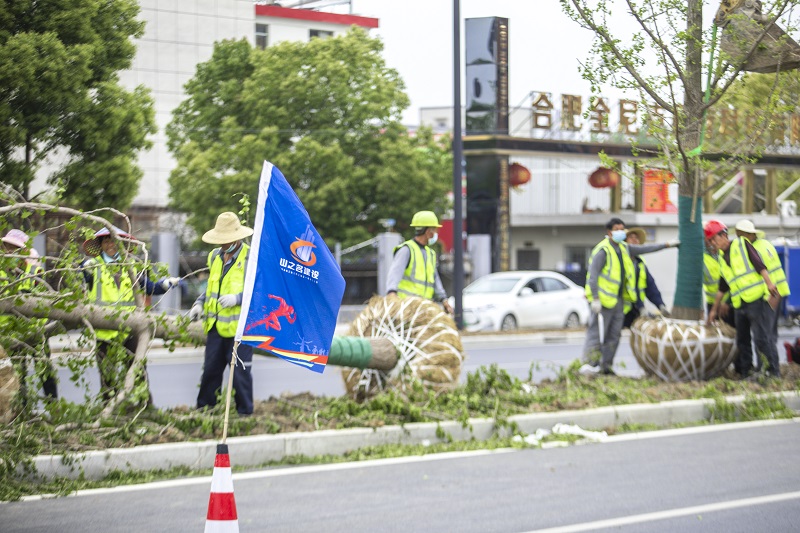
[672,1,706,321]
[0,295,398,371]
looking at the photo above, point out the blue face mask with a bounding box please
[611,230,627,243]
[101,251,120,263]
[224,242,238,254]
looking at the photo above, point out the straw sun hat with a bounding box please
[82,226,134,257]
[202,212,254,245]
[626,227,647,244]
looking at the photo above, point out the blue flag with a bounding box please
[236,161,345,373]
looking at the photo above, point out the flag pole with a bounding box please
[221,341,239,444]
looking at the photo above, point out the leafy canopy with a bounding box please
[167,28,452,247]
[0,0,155,208]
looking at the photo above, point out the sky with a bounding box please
[349,0,600,125]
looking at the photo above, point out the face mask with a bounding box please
[101,251,120,263]
[428,232,438,246]
[611,230,627,243]
[224,242,238,254]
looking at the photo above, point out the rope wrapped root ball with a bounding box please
[630,316,737,381]
[342,295,464,399]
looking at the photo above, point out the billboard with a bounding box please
[465,17,509,135]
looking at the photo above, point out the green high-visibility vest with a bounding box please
[584,238,636,309]
[202,244,249,337]
[753,239,790,298]
[718,236,767,308]
[86,259,136,341]
[394,240,436,300]
[703,251,720,304]
[1,262,48,330]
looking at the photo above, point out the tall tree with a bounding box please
[561,0,800,319]
[0,0,155,208]
[167,29,452,247]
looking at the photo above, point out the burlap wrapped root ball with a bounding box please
[630,316,737,381]
[0,345,20,423]
[342,295,464,398]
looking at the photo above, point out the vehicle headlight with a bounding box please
[474,304,496,313]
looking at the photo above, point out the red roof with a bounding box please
[255,5,379,28]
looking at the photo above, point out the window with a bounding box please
[310,29,333,39]
[565,246,593,270]
[255,23,268,49]
[541,277,568,292]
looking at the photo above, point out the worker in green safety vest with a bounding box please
[1,228,57,400]
[81,226,180,400]
[703,220,735,328]
[189,212,255,415]
[707,219,781,378]
[386,210,453,314]
[581,218,679,375]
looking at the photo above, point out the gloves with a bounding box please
[590,300,602,314]
[218,294,238,308]
[667,239,681,248]
[189,304,203,321]
[160,277,181,290]
[658,304,671,317]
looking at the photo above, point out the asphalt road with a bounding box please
[48,328,800,408]
[3,421,798,532]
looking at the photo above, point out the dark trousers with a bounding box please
[623,306,642,329]
[735,299,780,377]
[16,331,57,400]
[197,328,254,415]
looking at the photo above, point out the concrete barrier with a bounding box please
[30,391,800,481]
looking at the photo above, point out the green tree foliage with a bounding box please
[561,0,800,319]
[167,29,452,247]
[0,0,155,208]
[713,71,800,205]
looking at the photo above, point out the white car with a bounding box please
[453,271,590,332]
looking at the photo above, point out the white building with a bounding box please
[126,1,378,210]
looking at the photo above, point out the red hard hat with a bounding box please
[704,220,727,239]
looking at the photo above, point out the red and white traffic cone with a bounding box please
[205,443,239,533]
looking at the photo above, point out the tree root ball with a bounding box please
[0,345,19,423]
[630,316,737,381]
[342,296,464,399]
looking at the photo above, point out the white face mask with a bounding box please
[428,232,438,245]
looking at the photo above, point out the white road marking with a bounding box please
[522,490,800,533]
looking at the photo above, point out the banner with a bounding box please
[236,161,345,373]
[642,169,678,213]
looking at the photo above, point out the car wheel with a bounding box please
[565,312,581,329]
[500,314,517,331]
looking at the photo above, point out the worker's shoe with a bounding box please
[600,367,616,376]
[579,363,599,375]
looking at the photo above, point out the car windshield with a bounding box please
[464,276,521,294]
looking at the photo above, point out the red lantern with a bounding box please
[588,167,620,189]
[509,162,531,188]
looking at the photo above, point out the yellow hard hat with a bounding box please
[409,210,441,228]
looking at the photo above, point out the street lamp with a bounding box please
[452,0,464,329]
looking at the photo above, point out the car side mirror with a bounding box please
[519,287,534,297]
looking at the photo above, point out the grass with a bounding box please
[2,361,799,501]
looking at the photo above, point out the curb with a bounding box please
[31,391,800,481]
